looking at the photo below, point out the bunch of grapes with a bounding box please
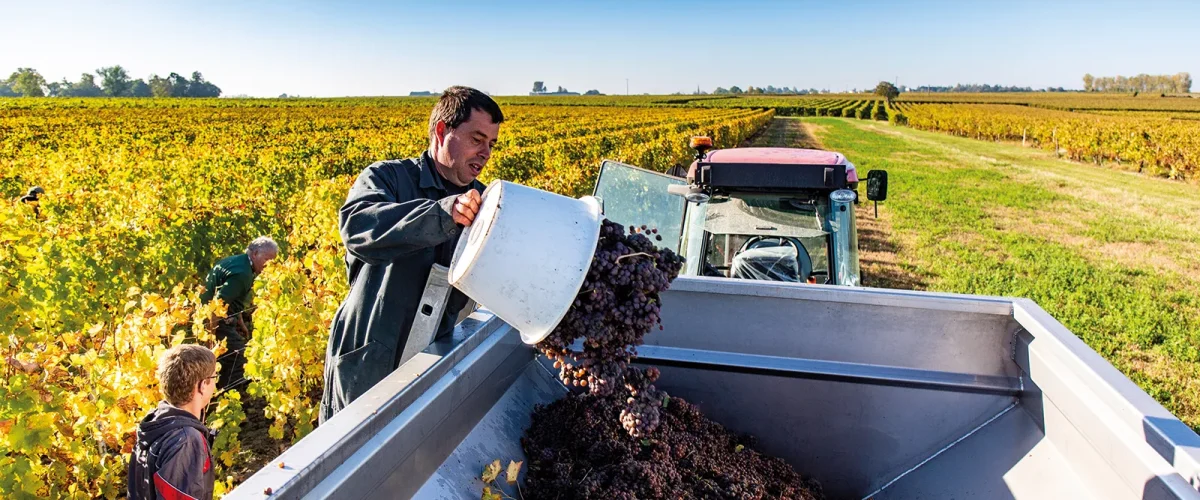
[537,219,684,436]
[620,367,665,437]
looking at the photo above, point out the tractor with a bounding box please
[593,136,888,286]
[232,140,1200,500]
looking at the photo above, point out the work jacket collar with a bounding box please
[418,151,448,191]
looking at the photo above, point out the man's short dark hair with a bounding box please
[428,86,504,140]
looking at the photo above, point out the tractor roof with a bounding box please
[705,147,849,166]
[687,147,859,191]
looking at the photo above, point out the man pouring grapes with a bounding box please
[320,87,503,423]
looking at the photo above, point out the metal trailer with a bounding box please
[229,277,1200,499]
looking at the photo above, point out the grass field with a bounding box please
[761,116,1200,429]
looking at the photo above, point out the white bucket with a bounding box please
[449,180,603,344]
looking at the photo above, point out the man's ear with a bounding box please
[434,121,447,146]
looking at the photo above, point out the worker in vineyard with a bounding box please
[127,344,218,500]
[18,186,44,217]
[319,86,502,423]
[200,236,279,390]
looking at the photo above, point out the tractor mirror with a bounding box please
[867,170,888,201]
[667,184,710,203]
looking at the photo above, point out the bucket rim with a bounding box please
[448,179,505,287]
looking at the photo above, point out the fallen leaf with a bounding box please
[735,444,745,453]
[481,486,502,500]
[6,357,41,374]
[506,460,523,485]
[482,459,501,483]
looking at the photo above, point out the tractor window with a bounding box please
[594,160,687,251]
[701,194,831,283]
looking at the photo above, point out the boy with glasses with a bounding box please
[127,344,218,500]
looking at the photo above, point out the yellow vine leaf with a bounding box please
[505,460,523,485]
[482,459,501,483]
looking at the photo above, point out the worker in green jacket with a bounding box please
[200,236,279,390]
[320,87,503,423]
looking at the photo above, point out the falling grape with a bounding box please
[535,219,684,437]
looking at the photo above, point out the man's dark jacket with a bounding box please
[320,151,483,423]
[127,402,216,500]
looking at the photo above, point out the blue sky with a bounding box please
[1,0,1195,97]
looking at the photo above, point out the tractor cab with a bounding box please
[594,137,888,286]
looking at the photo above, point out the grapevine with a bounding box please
[0,98,769,497]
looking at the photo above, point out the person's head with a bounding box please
[428,86,504,187]
[246,236,279,274]
[156,344,218,410]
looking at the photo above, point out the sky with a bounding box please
[1,0,1196,97]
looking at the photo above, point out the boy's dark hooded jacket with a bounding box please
[127,402,215,500]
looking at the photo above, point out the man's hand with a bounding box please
[452,189,482,226]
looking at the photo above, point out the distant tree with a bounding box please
[1085,72,1191,93]
[1082,73,1095,92]
[584,89,601,95]
[97,65,132,97]
[874,81,900,102]
[729,85,743,94]
[185,72,221,97]
[148,74,171,97]
[63,73,103,97]
[46,81,64,97]
[9,68,47,97]
[129,79,151,97]
[713,87,729,94]
[532,81,545,93]
[168,73,190,96]
[0,78,17,97]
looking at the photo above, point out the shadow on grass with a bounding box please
[856,207,927,291]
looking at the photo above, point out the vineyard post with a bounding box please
[1022,128,1027,147]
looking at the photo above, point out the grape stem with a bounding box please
[614,252,653,263]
